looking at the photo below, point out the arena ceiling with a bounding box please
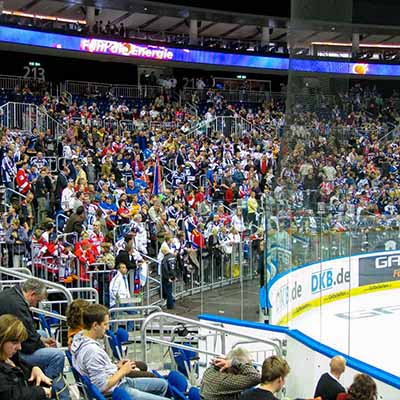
[4,0,400,47]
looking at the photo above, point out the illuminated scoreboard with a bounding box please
[1,25,400,77]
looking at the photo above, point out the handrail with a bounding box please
[378,122,400,142]
[68,287,99,304]
[140,312,282,364]
[5,187,26,206]
[110,305,162,314]
[55,213,69,233]
[31,307,67,322]
[11,267,32,275]
[0,266,73,304]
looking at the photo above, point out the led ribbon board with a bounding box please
[2,25,400,77]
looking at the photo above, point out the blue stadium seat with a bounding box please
[80,375,109,400]
[65,350,84,391]
[171,344,198,378]
[106,328,125,360]
[168,370,188,400]
[188,387,201,400]
[66,350,131,400]
[38,313,52,337]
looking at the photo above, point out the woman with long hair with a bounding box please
[66,298,90,348]
[0,314,52,399]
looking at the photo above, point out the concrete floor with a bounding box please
[171,278,261,321]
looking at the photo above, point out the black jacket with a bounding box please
[0,354,46,400]
[115,250,136,271]
[64,213,84,236]
[314,372,346,400]
[55,172,68,202]
[161,254,178,281]
[0,286,44,354]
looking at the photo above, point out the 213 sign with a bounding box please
[23,65,45,81]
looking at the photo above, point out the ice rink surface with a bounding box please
[290,289,400,377]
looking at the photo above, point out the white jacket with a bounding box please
[109,272,131,307]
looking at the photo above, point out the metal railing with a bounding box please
[0,266,73,304]
[182,88,271,104]
[62,80,173,99]
[4,187,26,208]
[140,312,282,366]
[185,115,269,139]
[0,74,47,92]
[0,102,66,142]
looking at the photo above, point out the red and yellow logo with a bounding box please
[352,63,368,75]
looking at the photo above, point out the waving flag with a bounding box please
[152,156,162,195]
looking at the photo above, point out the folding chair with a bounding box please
[38,312,62,343]
[188,387,201,400]
[38,314,52,337]
[105,329,125,360]
[171,344,199,385]
[168,370,189,400]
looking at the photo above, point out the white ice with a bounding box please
[290,289,400,377]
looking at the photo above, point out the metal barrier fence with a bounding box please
[182,88,270,104]
[0,102,66,142]
[109,304,163,361]
[140,312,282,372]
[185,115,268,139]
[0,74,47,92]
[62,80,173,99]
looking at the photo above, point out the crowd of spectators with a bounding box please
[0,74,394,400]
[0,81,400,303]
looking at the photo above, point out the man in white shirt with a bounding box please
[61,179,75,213]
[109,262,137,331]
[109,263,131,308]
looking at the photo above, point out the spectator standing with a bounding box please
[109,262,131,308]
[5,219,29,268]
[34,167,52,226]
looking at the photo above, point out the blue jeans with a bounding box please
[162,281,174,309]
[119,377,169,400]
[19,347,70,400]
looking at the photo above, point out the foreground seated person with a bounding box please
[0,314,52,399]
[336,374,377,400]
[314,355,346,400]
[71,304,169,400]
[200,347,260,400]
[239,355,290,400]
[0,279,70,399]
